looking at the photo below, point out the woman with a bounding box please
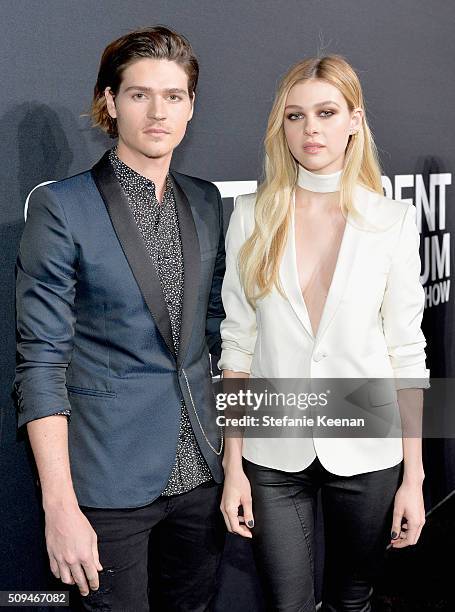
[219,55,429,611]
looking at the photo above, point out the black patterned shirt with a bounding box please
[108,148,212,496]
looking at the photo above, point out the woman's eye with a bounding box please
[320,110,334,117]
[287,112,303,121]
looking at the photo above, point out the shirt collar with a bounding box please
[109,146,172,197]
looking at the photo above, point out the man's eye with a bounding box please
[168,94,182,101]
[133,93,146,100]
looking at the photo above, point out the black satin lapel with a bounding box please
[91,152,175,358]
[170,172,201,367]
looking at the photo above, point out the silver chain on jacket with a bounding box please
[181,368,224,456]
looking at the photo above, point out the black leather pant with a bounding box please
[243,456,403,612]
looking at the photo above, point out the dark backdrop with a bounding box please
[1,1,454,609]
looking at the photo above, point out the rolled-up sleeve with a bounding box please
[380,203,430,390]
[15,185,77,427]
[217,195,257,373]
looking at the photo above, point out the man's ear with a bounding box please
[105,87,117,119]
[188,92,195,122]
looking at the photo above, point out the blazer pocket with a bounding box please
[66,385,116,399]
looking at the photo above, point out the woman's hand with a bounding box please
[220,468,254,538]
[390,479,425,548]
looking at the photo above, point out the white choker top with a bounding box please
[297,164,342,193]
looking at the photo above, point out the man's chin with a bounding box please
[139,146,174,160]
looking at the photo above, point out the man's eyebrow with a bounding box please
[284,100,341,110]
[123,85,189,96]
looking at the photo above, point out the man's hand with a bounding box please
[26,417,103,596]
[45,503,103,596]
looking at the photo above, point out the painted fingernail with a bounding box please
[391,531,398,539]
[247,520,254,528]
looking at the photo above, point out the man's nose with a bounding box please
[146,96,166,120]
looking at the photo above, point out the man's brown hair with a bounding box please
[91,26,199,138]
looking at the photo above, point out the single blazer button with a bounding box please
[313,351,327,362]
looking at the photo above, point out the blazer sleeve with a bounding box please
[15,185,77,427]
[380,203,430,390]
[205,184,226,361]
[217,195,257,373]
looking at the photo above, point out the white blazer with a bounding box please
[218,184,430,476]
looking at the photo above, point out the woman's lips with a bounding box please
[303,144,325,154]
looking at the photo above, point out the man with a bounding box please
[15,26,226,611]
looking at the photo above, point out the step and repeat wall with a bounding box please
[1,0,454,607]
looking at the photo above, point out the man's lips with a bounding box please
[143,128,170,134]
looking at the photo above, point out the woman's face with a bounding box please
[283,78,362,174]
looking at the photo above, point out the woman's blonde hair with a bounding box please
[239,54,383,306]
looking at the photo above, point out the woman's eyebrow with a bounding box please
[285,100,341,110]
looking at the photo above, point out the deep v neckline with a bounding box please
[291,193,349,339]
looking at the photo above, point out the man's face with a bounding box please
[105,58,194,163]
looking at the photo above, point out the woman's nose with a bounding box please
[304,120,319,136]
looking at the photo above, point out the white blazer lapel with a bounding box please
[315,185,372,342]
[279,197,315,339]
[315,213,362,342]
[279,186,371,343]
